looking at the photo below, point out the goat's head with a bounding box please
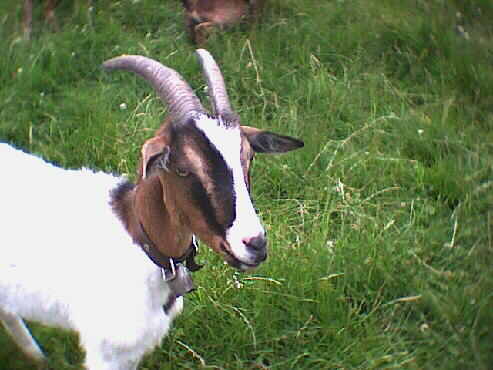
[103,50,303,271]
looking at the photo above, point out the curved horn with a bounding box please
[102,55,204,122]
[195,49,235,119]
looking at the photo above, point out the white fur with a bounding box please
[194,114,265,267]
[0,143,183,370]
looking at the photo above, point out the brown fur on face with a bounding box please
[240,129,255,192]
[114,120,249,262]
[181,0,266,45]
[141,122,241,258]
[115,118,301,264]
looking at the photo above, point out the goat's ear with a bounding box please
[141,136,171,179]
[241,126,304,154]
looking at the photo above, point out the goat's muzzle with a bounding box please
[243,234,267,263]
[218,232,268,271]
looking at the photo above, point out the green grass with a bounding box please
[1,0,492,369]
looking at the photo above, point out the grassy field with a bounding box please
[1,0,492,369]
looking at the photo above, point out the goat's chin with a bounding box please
[218,243,263,272]
[225,256,260,272]
[238,263,261,272]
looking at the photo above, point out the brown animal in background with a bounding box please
[22,0,59,39]
[22,0,91,40]
[181,0,265,44]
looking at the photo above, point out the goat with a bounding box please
[0,49,303,370]
[22,0,57,39]
[22,0,91,40]
[181,0,265,44]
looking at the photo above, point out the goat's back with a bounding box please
[0,143,127,265]
[186,0,249,25]
[0,144,175,352]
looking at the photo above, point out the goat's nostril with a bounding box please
[243,235,267,251]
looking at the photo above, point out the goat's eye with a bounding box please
[175,168,190,177]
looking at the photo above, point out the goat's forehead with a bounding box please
[193,114,242,162]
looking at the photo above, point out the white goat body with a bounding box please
[0,143,182,369]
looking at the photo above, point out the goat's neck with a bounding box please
[128,176,193,259]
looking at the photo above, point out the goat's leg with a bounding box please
[22,0,33,40]
[194,21,216,46]
[185,15,201,45]
[0,310,45,362]
[83,343,139,370]
[44,0,59,32]
[249,0,265,21]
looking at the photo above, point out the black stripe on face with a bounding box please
[176,123,237,237]
[190,175,229,237]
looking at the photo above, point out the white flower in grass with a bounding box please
[455,25,470,41]
[229,273,244,289]
[417,129,424,135]
[119,103,127,110]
